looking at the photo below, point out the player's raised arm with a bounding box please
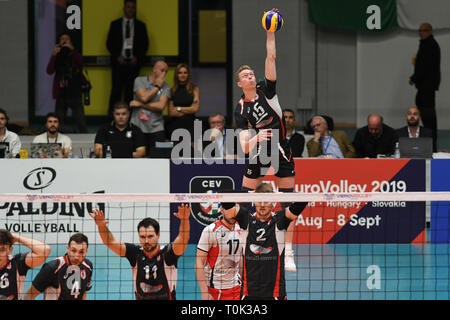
[12,234,51,269]
[90,209,126,257]
[172,204,191,256]
[265,30,276,81]
[285,202,309,221]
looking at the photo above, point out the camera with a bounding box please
[82,81,92,106]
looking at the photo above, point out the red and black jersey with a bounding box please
[237,79,286,135]
[0,253,29,300]
[32,254,93,300]
[125,243,179,300]
[236,207,291,298]
[236,78,293,166]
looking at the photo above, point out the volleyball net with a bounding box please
[2,191,450,300]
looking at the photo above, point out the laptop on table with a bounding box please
[398,137,433,159]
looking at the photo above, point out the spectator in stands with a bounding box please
[307,115,355,158]
[409,23,440,153]
[47,32,88,133]
[204,113,238,158]
[0,108,21,158]
[396,107,433,140]
[353,114,397,158]
[107,0,149,118]
[33,113,73,158]
[130,60,170,152]
[304,115,334,135]
[167,63,200,144]
[283,109,305,157]
[94,102,146,158]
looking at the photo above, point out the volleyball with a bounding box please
[262,9,284,32]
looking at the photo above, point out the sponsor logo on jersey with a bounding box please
[189,176,235,226]
[249,244,273,255]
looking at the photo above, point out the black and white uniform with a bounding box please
[236,78,295,178]
[235,206,291,299]
[0,253,30,300]
[125,243,179,300]
[32,255,93,300]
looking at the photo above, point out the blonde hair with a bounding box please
[254,182,274,193]
[172,63,196,96]
[235,65,254,82]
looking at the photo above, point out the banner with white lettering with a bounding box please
[169,160,247,244]
[264,159,426,244]
[0,159,170,244]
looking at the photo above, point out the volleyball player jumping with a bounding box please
[235,24,297,271]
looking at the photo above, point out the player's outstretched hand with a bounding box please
[174,204,191,220]
[89,208,109,227]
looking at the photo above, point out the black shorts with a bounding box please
[244,148,295,179]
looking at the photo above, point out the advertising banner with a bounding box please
[169,160,246,244]
[0,159,171,244]
[264,159,426,244]
[170,159,426,244]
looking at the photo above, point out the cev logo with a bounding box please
[23,167,57,191]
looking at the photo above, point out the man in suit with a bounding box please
[353,114,397,158]
[409,23,440,152]
[107,0,149,118]
[396,107,433,141]
[204,113,238,159]
[283,109,305,157]
[307,115,355,158]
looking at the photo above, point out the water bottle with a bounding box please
[393,142,400,159]
[105,145,112,159]
[4,145,11,159]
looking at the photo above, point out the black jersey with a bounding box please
[0,253,29,300]
[236,207,291,298]
[32,255,93,300]
[236,79,294,173]
[125,243,179,300]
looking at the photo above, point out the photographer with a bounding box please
[47,32,88,133]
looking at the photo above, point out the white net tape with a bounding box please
[1,191,450,203]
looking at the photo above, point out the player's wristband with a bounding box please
[288,202,308,215]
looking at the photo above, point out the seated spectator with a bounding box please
[0,108,21,158]
[166,63,200,142]
[283,109,305,157]
[396,107,433,145]
[94,102,146,158]
[32,113,72,158]
[304,115,334,134]
[307,115,355,158]
[204,113,238,158]
[130,60,170,151]
[353,114,397,158]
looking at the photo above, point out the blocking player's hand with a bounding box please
[174,204,191,220]
[89,209,109,227]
